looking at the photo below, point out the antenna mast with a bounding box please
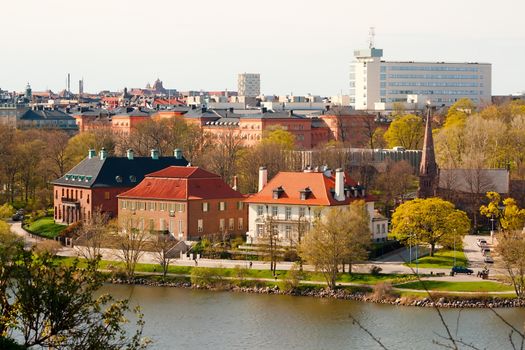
[368,27,375,49]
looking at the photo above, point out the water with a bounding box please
[102,284,525,350]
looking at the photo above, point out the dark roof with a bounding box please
[52,155,189,188]
[19,109,74,121]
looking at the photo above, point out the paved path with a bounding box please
[7,221,504,280]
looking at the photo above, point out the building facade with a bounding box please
[117,166,247,241]
[238,73,261,97]
[52,148,188,224]
[245,167,388,245]
[350,47,491,111]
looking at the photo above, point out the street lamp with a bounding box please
[453,228,457,267]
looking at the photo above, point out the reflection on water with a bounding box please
[101,284,525,350]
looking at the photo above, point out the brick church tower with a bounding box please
[418,105,439,198]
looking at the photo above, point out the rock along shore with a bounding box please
[109,278,525,309]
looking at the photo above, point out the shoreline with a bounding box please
[109,277,524,309]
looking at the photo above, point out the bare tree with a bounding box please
[75,209,110,262]
[112,215,150,279]
[151,233,183,278]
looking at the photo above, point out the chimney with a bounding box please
[173,148,183,160]
[334,168,345,201]
[88,148,96,159]
[258,166,268,192]
[232,176,238,191]
[126,149,134,160]
[261,107,267,113]
[99,148,107,160]
[151,149,159,160]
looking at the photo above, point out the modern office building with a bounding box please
[349,47,491,111]
[237,73,261,97]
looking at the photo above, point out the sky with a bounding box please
[1,0,524,96]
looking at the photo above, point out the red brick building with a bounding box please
[117,166,247,240]
[52,148,188,224]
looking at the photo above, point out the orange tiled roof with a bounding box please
[245,171,371,206]
[118,166,244,200]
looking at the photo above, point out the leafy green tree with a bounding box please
[480,192,525,232]
[443,98,474,129]
[0,204,15,219]
[262,128,296,150]
[390,198,470,256]
[0,228,149,349]
[383,114,424,149]
[299,201,371,289]
[497,231,525,299]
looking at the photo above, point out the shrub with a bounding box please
[282,263,303,292]
[232,265,249,286]
[190,267,226,289]
[370,265,383,275]
[0,203,15,219]
[33,240,63,255]
[370,282,395,301]
[59,221,82,239]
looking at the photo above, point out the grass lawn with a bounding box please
[57,257,415,285]
[24,216,65,239]
[405,249,468,269]
[394,280,515,293]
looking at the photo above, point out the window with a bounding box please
[160,203,167,211]
[178,203,185,212]
[238,218,243,230]
[160,219,166,231]
[237,201,243,210]
[229,218,234,230]
[285,225,292,239]
[169,203,175,212]
[271,206,278,218]
[219,219,225,231]
[257,205,264,216]
[299,207,306,218]
[178,220,183,234]
[87,194,90,204]
[121,201,127,210]
[55,190,58,199]
[80,191,83,199]
[104,192,110,200]
[256,224,264,237]
[197,219,203,233]
[149,219,154,231]
[285,207,292,220]
[219,202,226,211]
[202,202,209,212]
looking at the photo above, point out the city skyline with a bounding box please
[2,0,524,95]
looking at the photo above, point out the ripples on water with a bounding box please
[101,284,525,350]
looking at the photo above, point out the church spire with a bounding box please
[418,103,438,198]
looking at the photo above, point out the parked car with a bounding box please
[11,213,23,221]
[477,239,487,247]
[481,248,491,256]
[484,256,494,264]
[451,266,474,275]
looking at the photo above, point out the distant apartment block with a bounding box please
[238,73,260,97]
[349,47,491,111]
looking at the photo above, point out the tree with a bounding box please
[497,231,525,299]
[258,215,281,276]
[201,126,244,185]
[75,209,110,262]
[480,192,525,232]
[112,215,150,279]
[374,160,416,217]
[390,198,470,256]
[383,114,424,149]
[262,128,296,150]
[151,233,180,279]
[0,227,148,349]
[299,201,371,289]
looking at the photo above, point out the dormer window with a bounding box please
[299,187,312,200]
[272,186,284,199]
[129,175,137,183]
[115,176,123,183]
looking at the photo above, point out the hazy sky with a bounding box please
[2,0,524,96]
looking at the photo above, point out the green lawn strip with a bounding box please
[24,216,66,239]
[394,280,514,293]
[405,249,468,269]
[56,256,411,286]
